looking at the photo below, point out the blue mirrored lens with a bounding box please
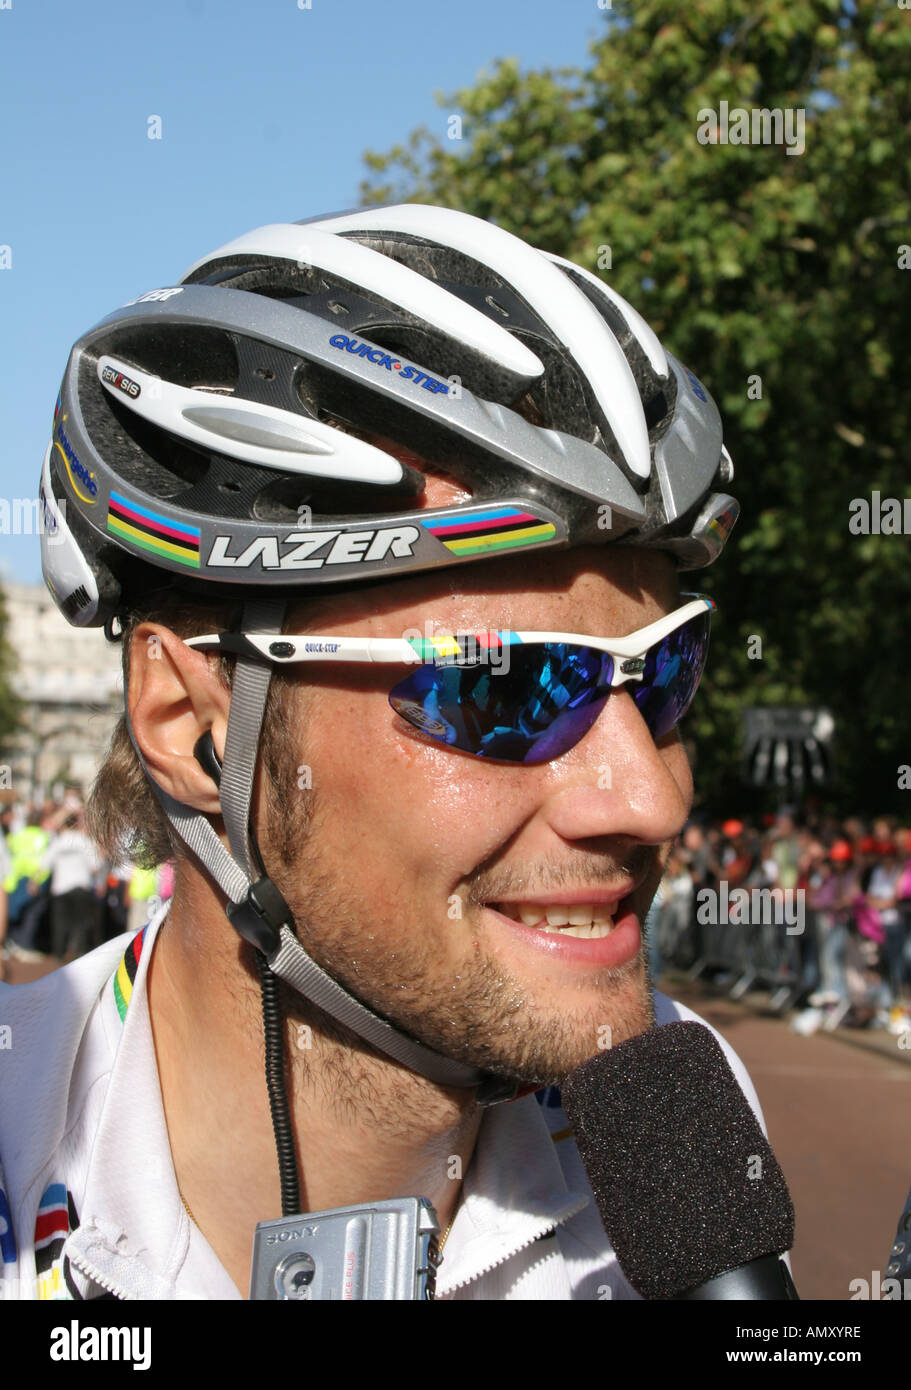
[632,612,711,738]
[389,643,613,763]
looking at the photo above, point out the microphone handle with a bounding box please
[884,1180,911,1293]
[677,1253,799,1300]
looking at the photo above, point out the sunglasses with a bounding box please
[184,595,715,765]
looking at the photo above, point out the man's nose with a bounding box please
[537,686,692,847]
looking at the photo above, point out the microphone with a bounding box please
[561,1020,798,1300]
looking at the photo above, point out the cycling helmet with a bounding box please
[41,203,736,630]
[39,204,739,1110]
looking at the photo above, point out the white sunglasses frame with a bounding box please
[183,594,715,688]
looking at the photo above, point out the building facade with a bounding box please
[1,581,123,803]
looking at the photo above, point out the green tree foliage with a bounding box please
[361,0,911,816]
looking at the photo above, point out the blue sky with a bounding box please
[0,0,606,584]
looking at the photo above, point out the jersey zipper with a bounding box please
[438,1194,590,1295]
[66,1198,591,1300]
[65,1247,133,1301]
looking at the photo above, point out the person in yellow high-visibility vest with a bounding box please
[4,812,53,959]
[4,814,51,910]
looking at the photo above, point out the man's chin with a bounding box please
[441,951,656,1089]
[518,968,655,1086]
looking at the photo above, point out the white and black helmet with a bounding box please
[38,206,740,1112]
[41,203,737,630]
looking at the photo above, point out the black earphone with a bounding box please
[193,730,269,887]
[194,730,223,788]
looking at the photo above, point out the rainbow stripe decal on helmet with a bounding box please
[107,492,201,568]
[420,506,556,556]
[706,501,739,547]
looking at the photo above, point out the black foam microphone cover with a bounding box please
[561,1020,795,1300]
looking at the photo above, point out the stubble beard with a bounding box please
[267,807,656,1095]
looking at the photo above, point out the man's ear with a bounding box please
[128,623,230,814]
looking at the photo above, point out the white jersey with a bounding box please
[41,831,101,897]
[0,899,770,1300]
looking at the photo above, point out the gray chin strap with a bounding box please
[124,596,517,1105]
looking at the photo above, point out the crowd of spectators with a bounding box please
[647,811,911,1034]
[0,792,172,981]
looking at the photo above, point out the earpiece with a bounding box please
[193,731,223,788]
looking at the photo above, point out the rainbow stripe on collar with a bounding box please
[113,925,148,1023]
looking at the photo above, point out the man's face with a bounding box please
[262,544,696,1086]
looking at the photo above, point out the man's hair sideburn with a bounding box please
[85,593,314,873]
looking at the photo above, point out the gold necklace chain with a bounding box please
[438,1191,461,1253]
[178,1186,198,1227]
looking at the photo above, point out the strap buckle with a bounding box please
[474,1074,521,1106]
[226,876,292,955]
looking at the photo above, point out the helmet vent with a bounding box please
[485,295,510,318]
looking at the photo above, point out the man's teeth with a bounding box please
[495,902,619,938]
